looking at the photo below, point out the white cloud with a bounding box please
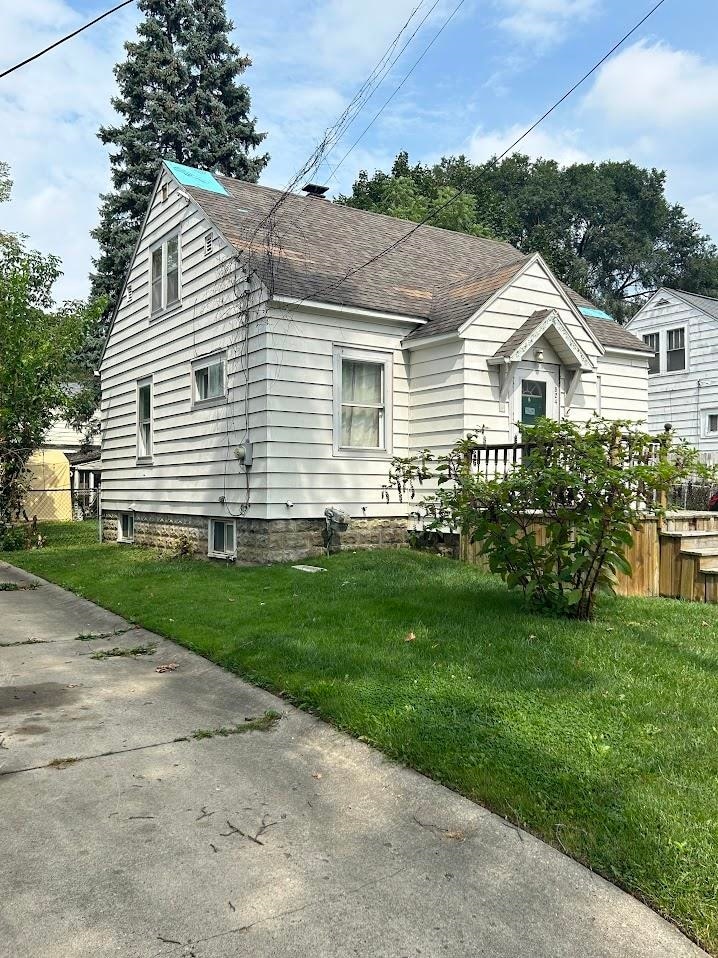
[494,0,598,46]
[466,123,591,166]
[583,40,718,129]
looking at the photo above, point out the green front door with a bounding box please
[521,380,547,423]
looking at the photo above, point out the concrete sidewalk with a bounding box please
[0,561,708,958]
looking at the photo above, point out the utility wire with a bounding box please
[0,0,135,81]
[308,0,669,300]
[324,0,467,183]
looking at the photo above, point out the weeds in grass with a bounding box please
[191,710,281,740]
[90,642,156,660]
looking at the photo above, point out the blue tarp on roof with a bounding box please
[163,160,228,195]
[579,305,614,322]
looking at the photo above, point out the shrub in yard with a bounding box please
[385,418,710,620]
[0,525,31,552]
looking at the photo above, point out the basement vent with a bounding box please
[204,232,214,256]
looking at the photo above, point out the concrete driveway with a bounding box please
[0,562,708,958]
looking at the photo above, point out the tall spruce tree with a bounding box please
[90,0,268,310]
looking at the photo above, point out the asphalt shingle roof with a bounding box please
[184,172,650,354]
[666,288,718,321]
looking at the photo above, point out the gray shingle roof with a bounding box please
[492,310,553,360]
[183,172,650,354]
[666,288,718,321]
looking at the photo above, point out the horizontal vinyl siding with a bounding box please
[263,307,411,520]
[100,169,268,521]
[407,338,465,456]
[627,293,718,451]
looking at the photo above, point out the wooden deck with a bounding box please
[460,512,718,602]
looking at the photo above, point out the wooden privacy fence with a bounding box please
[461,512,718,602]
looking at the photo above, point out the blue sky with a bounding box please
[2,0,717,300]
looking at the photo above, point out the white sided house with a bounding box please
[100,161,651,561]
[627,288,718,463]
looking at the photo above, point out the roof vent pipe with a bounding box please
[302,183,329,198]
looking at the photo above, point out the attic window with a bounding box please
[204,232,214,256]
[161,183,168,202]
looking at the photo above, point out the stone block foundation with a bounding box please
[101,511,420,564]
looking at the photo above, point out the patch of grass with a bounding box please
[0,638,48,647]
[48,756,80,769]
[0,582,38,591]
[191,710,282,739]
[90,642,156,660]
[75,628,132,642]
[6,521,718,952]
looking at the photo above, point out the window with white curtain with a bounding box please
[333,347,392,455]
[192,354,226,406]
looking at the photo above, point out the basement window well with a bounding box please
[209,519,236,559]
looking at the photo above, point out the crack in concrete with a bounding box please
[150,862,410,956]
[0,712,282,777]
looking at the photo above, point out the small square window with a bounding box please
[118,513,134,543]
[707,413,718,435]
[193,355,226,405]
[209,519,235,558]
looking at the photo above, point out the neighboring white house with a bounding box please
[627,288,718,464]
[99,160,652,561]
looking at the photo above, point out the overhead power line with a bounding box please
[0,0,135,81]
[305,0,670,303]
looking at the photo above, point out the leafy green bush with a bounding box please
[0,526,30,552]
[386,418,710,620]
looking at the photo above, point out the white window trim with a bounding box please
[191,352,227,409]
[642,331,660,375]
[666,326,687,373]
[332,345,393,458]
[149,230,181,319]
[136,377,153,463]
[703,410,718,438]
[208,518,236,559]
[117,513,134,543]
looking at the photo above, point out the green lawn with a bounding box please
[4,522,718,952]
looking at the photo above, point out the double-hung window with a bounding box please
[137,379,153,461]
[333,347,392,455]
[150,233,180,315]
[642,332,660,374]
[192,354,226,406]
[667,327,686,372]
[209,519,236,558]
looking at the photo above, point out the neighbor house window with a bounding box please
[137,379,153,461]
[642,332,660,374]
[118,513,134,543]
[150,233,180,315]
[333,347,393,455]
[209,519,235,558]
[192,354,226,406]
[667,327,686,372]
